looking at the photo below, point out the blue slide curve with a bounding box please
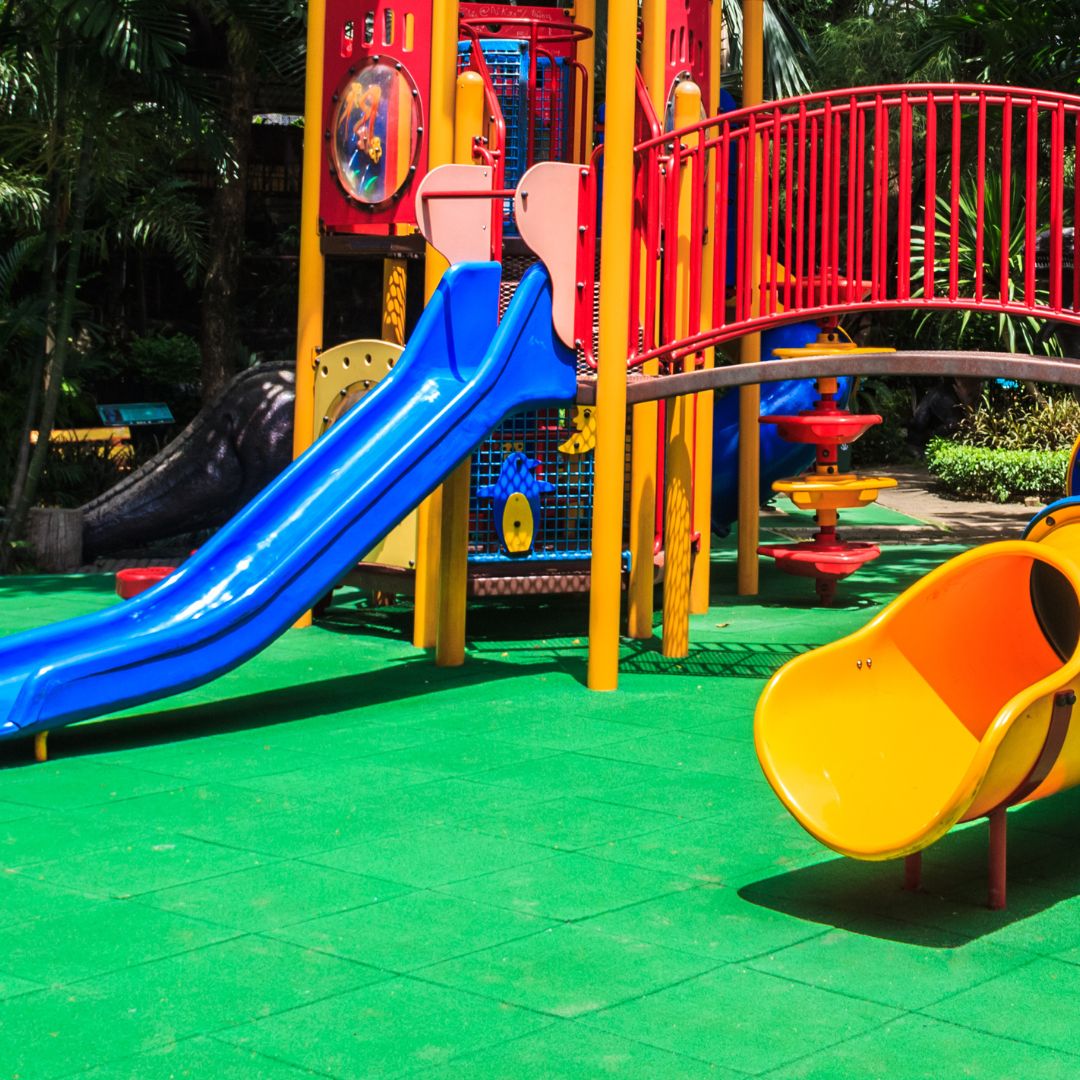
[0,262,577,742]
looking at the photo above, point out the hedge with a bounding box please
[925,438,1068,503]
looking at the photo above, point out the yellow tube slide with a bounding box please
[755,541,1080,861]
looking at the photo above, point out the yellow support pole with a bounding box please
[586,0,636,691]
[661,81,701,659]
[435,70,485,668]
[737,0,764,596]
[381,259,408,346]
[414,0,461,650]
[627,0,666,640]
[690,0,724,614]
[291,0,327,630]
[571,0,596,162]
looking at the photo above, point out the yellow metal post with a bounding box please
[572,0,596,162]
[414,0,461,649]
[381,260,408,345]
[586,0,636,691]
[689,0,724,614]
[435,69,485,668]
[661,81,701,659]
[627,0,666,640]
[737,0,764,596]
[292,0,327,630]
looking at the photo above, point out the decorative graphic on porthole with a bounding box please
[330,59,422,209]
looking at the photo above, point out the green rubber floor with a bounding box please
[2,538,1079,1078]
[767,500,928,526]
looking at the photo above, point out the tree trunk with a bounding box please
[27,507,83,572]
[200,27,257,403]
[2,187,59,561]
[6,139,93,551]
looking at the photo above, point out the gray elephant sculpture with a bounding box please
[81,361,296,559]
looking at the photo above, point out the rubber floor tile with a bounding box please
[437,851,692,921]
[271,889,555,972]
[414,1020,736,1079]
[461,795,681,851]
[0,936,384,1079]
[216,975,550,1078]
[0,811,153,870]
[0,759,185,811]
[361,734,556,778]
[584,814,822,883]
[231,759,437,801]
[494,715,645,752]
[345,776,554,829]
[75,1035,329,1079]
[584,964,899,1074]
[0,897,239,985]
[583,883,825,963]
[765,1013,1080,1080]
[422,922,718,1018]
[135,859,409,932]
[269,719,465,757]
[0,969,45,1001]
[98,735,332,783]
[0,868,97,931]
[11,834,274,899]
[596,771,759,821]
[305,824,551,888]
[175,799,416,858]
[83,782,310,832]
[748,927,1037,1010]
[924,955,1080,1054]
[983,890,1080,957]
[464,753,678,800]
[590,730,760,778]
[0,798,40,823]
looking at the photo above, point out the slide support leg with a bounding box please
[34,731,48,763]
[903,852,922,893]
[988,808,1008,910]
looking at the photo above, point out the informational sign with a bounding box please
[96,403,175,426]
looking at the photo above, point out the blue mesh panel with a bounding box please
[469,408,595,563]
[457,40,573,234]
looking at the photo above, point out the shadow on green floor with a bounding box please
[317,591,591,645]
[0,652,569,768]
[620,638,815,679]
[740,789,1080,947]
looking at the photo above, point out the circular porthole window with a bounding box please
[330,59,422,209]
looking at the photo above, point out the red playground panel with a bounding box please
[320,0,433,234]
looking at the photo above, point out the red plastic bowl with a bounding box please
[115,566,176,600]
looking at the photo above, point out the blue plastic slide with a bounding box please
[0,262,577,742]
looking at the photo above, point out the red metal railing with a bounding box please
[598,84,1080,372]
[458,14,592,255]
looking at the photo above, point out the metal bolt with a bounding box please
[856,659,862,669]
[866,658,873,668]
[1047,516,1056,527]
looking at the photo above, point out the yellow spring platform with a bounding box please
[772,473,898,512]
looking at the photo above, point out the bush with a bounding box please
[926,437,1068,503]
[953,391,1080,453]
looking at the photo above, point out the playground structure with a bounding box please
[297,1,1080,682]
[5,0,1080,911]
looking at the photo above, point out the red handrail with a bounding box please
[577,84,1080,372]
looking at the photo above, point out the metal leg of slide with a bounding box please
[903,852,922,892]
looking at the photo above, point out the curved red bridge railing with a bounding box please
[590,84,1080,372]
